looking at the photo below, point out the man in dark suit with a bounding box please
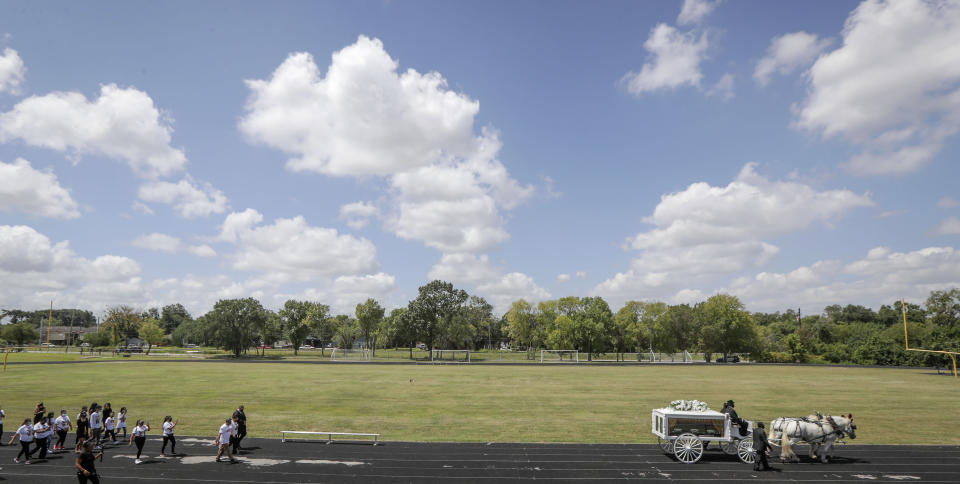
[753,422,773,471]
[234,405,247,452]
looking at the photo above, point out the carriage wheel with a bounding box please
[720,439,739,455]
[737,438,756,464]
[657,436,673,454]
[673,433,704,464]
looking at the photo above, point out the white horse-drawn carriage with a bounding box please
[651,400,756,464]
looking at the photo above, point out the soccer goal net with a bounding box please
[432,349,471,362]
[540,349,579,363]
[330,348,370,361]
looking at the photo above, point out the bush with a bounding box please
[821,343,851,363]
[83,331,111,347]
[754,351,793,363]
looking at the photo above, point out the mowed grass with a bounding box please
[0,362,955,444]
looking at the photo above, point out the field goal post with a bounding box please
[540,349,579,363]
[902,298,958,378]
[330,348,370,361]
[432,349,471,363]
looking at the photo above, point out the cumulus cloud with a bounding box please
[0,225,146,309]
[707,73,734,100]
[677,0,719,26]
[796,0,960,175]
[219,209,378,282]
[0,47,25,94]
[623,23,709,95]
[0,84,186,178]
[477,272,552,312]
[594,163,873,301]
[331,272,397,313]
[340,201,378,230]
[557,273,571,283]
[934,216,960,235]
[427,252,549,312]
[0,158,80,218]
[241,36,532,254]
[937,196,959,208]
[187,244,217,257]
[138,178,229,218]
[721,246,960,311]
[754,31,831,86]
[428,253,502,286]
[131,233,181,253]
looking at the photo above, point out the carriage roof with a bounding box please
[652,407,726,419]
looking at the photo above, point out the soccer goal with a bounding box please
[540,349,579,363]
[432,349,470,362]
[330,348,370,361]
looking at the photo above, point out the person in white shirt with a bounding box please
[161,416,177,455]
[45,412,56,452]
[9,419,35,463]
[128,419,150,464]
[89,406,102,445]
[104,415,116,443]
[55,410,72,450]
[32,417,50,460]
[117,407,128,439]
[215,418,237,463]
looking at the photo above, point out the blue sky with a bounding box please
[1,0,958,317]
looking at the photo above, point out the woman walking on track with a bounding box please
[215,418,238,463]
[9,418,35,464]
[75,407,89,446]
[32,415,50,460]
[56,410,73,450]
[33,402,45,424]
[117,407,128,439]
[76,440,102,484]
[104,414,117,443]
[161,416,177,455]
[129,419,149,464]
[89,405,102,445]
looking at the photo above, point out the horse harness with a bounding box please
[775,416,847,443]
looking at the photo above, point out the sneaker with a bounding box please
[13,458,19,463]
[135,459,142,464]
[24,460,31,465]
[215,458,221,462]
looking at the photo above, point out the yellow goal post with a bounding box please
[902,298,958,378]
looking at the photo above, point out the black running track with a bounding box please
[2,438,957,483]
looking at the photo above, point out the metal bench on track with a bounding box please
[281,430,380,445]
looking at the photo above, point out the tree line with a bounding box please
[2,283,958,367]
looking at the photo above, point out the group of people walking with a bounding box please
[2,401,248,483]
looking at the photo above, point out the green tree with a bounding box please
[465,296,495,350]
[138,318,166,355]
[101,306,142,346]
[699,294,759,358]
[579,297,614,361]
[611,304,638,361]
[331,314,357,349]
[355,298,385,356]
[160,304,192,334]
[784,333,809,363]
[407,280,469,358]
[505,299,537,358]
[546,314,576,350]
[657,304,700,356]
[279,300,326,356]
[82,330,111,347]
[2,321,38,345]
[207,298,266,357]
[926,289,960,328]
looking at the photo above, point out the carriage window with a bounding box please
[668,418,723,436]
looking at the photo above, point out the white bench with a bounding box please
[281,430,380,445]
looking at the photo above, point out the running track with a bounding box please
[2,438,957,483]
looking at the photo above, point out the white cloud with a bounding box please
[937,196,959,208]
[0,84,186,178]
[594,163,873,302]
[240,36,479,177]
[340,201,378,230]
[796,0,960,175]
[754,31,832,86]
[477,272,551,313]
[721,246,960,311]
[623,23,708,95]
[187,244,217,257]
[331,272,397,313]
[707,73,734,100]
[132,233,181,253]
[934,216,960,235]
[220,209,378,281]
[677,0,719,26]
[0,225,147,310]
[241,36,532,254]
[137,178,228,218]
[0,47,25,94]
[575,271,587,279]
[428,253,502,286]
[131,200,155,215]
[557,273,571,283]
[0,158,80,218]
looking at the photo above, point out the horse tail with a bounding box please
[781,421,794,460]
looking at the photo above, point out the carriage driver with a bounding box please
[721,400,748,437]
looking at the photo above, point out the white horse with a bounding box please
[770,413,856,463]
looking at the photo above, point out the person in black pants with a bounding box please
[76,440,102,484]
[752,422,774,471]
[10,418,36,463]
[128,419,149,464]
[76,407,89,446]
[234,405,247,451]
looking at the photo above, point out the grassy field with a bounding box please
[0,362,955,444]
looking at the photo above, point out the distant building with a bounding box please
[44,326,98,346]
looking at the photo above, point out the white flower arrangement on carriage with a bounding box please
[651,400,756,464]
